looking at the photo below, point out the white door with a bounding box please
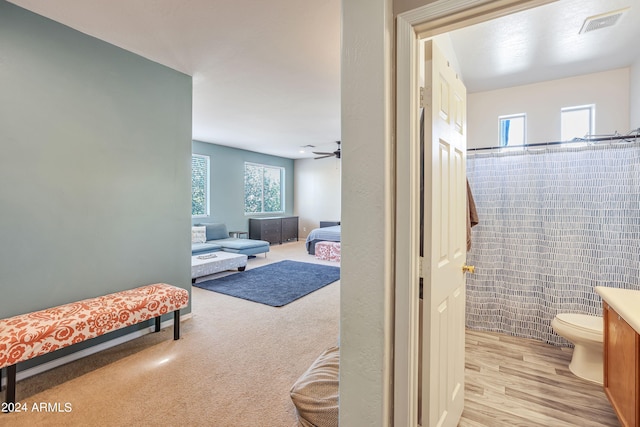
[419,39,467,427]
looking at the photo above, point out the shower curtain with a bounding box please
[466,141,640,346]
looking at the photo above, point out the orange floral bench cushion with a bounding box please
[0,283,189,370]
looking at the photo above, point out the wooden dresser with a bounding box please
[595,286,640,427]
[249,216,298,245]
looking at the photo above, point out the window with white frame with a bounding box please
[244,162,284,214]
[499,114,526,146]
[561,105,594,141]
[192,154,210,217]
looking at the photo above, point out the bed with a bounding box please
[305,225,341,255]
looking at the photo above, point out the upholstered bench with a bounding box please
[0,283,189,408]
[314,241,341,262]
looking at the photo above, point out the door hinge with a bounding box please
[418,257,425,299]
[420,86,432,109]
[418,257,424,298]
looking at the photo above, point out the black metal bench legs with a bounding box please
[2,365,16,411]
[173,310,180,340]
[153,310,180,340]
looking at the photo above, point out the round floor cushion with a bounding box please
[290,346,339,427]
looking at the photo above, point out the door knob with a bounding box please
[462,265,475,274]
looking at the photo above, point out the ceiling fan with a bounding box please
[313,141,341,160]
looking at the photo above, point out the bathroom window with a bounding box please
[498,114,526,146]
[561,105,594,141]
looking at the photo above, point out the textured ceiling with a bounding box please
[8,0,639,158]
[449,0,640,93]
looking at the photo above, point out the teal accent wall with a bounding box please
[0,1,192,365]
[192,141,295,232]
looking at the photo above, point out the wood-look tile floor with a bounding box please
[459,329,620,427]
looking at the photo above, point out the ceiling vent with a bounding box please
[579,8,629,34]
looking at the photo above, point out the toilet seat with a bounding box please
[554,313,602,341]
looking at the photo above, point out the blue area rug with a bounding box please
[193,260,340,307]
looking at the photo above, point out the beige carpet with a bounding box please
[1,241,340,427]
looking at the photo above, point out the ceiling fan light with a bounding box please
[313,141,341,160]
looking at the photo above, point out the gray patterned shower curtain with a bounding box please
[465,141,640,346]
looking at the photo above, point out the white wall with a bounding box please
[468,68,630,149]
[631,58,640,130]
[294,158,341,238]
[341,0,394,425]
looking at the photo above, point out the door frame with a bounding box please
[393,0,558,425]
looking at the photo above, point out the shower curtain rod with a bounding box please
[467,130,640,152]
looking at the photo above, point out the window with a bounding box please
[192,154,210,217]
[561,105,594,141]
[244,162,284,214]
[499,114,526,146]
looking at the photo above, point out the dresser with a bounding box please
[595,286,640,427]
[249,216,298,245]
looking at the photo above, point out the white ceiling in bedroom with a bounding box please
[8,0,639,158]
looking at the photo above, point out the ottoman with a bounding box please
[314,241,341,262]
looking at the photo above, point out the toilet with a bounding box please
[551,313,603,384]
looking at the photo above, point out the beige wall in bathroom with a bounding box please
[467,68,631,149]
[631,58,640,130]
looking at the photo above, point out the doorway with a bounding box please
[394,1,561,425]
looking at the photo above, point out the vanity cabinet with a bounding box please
[597,286,640,427]
[603,303,639,427]
[249,216,298,245]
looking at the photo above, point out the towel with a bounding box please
[467,179,479,251]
